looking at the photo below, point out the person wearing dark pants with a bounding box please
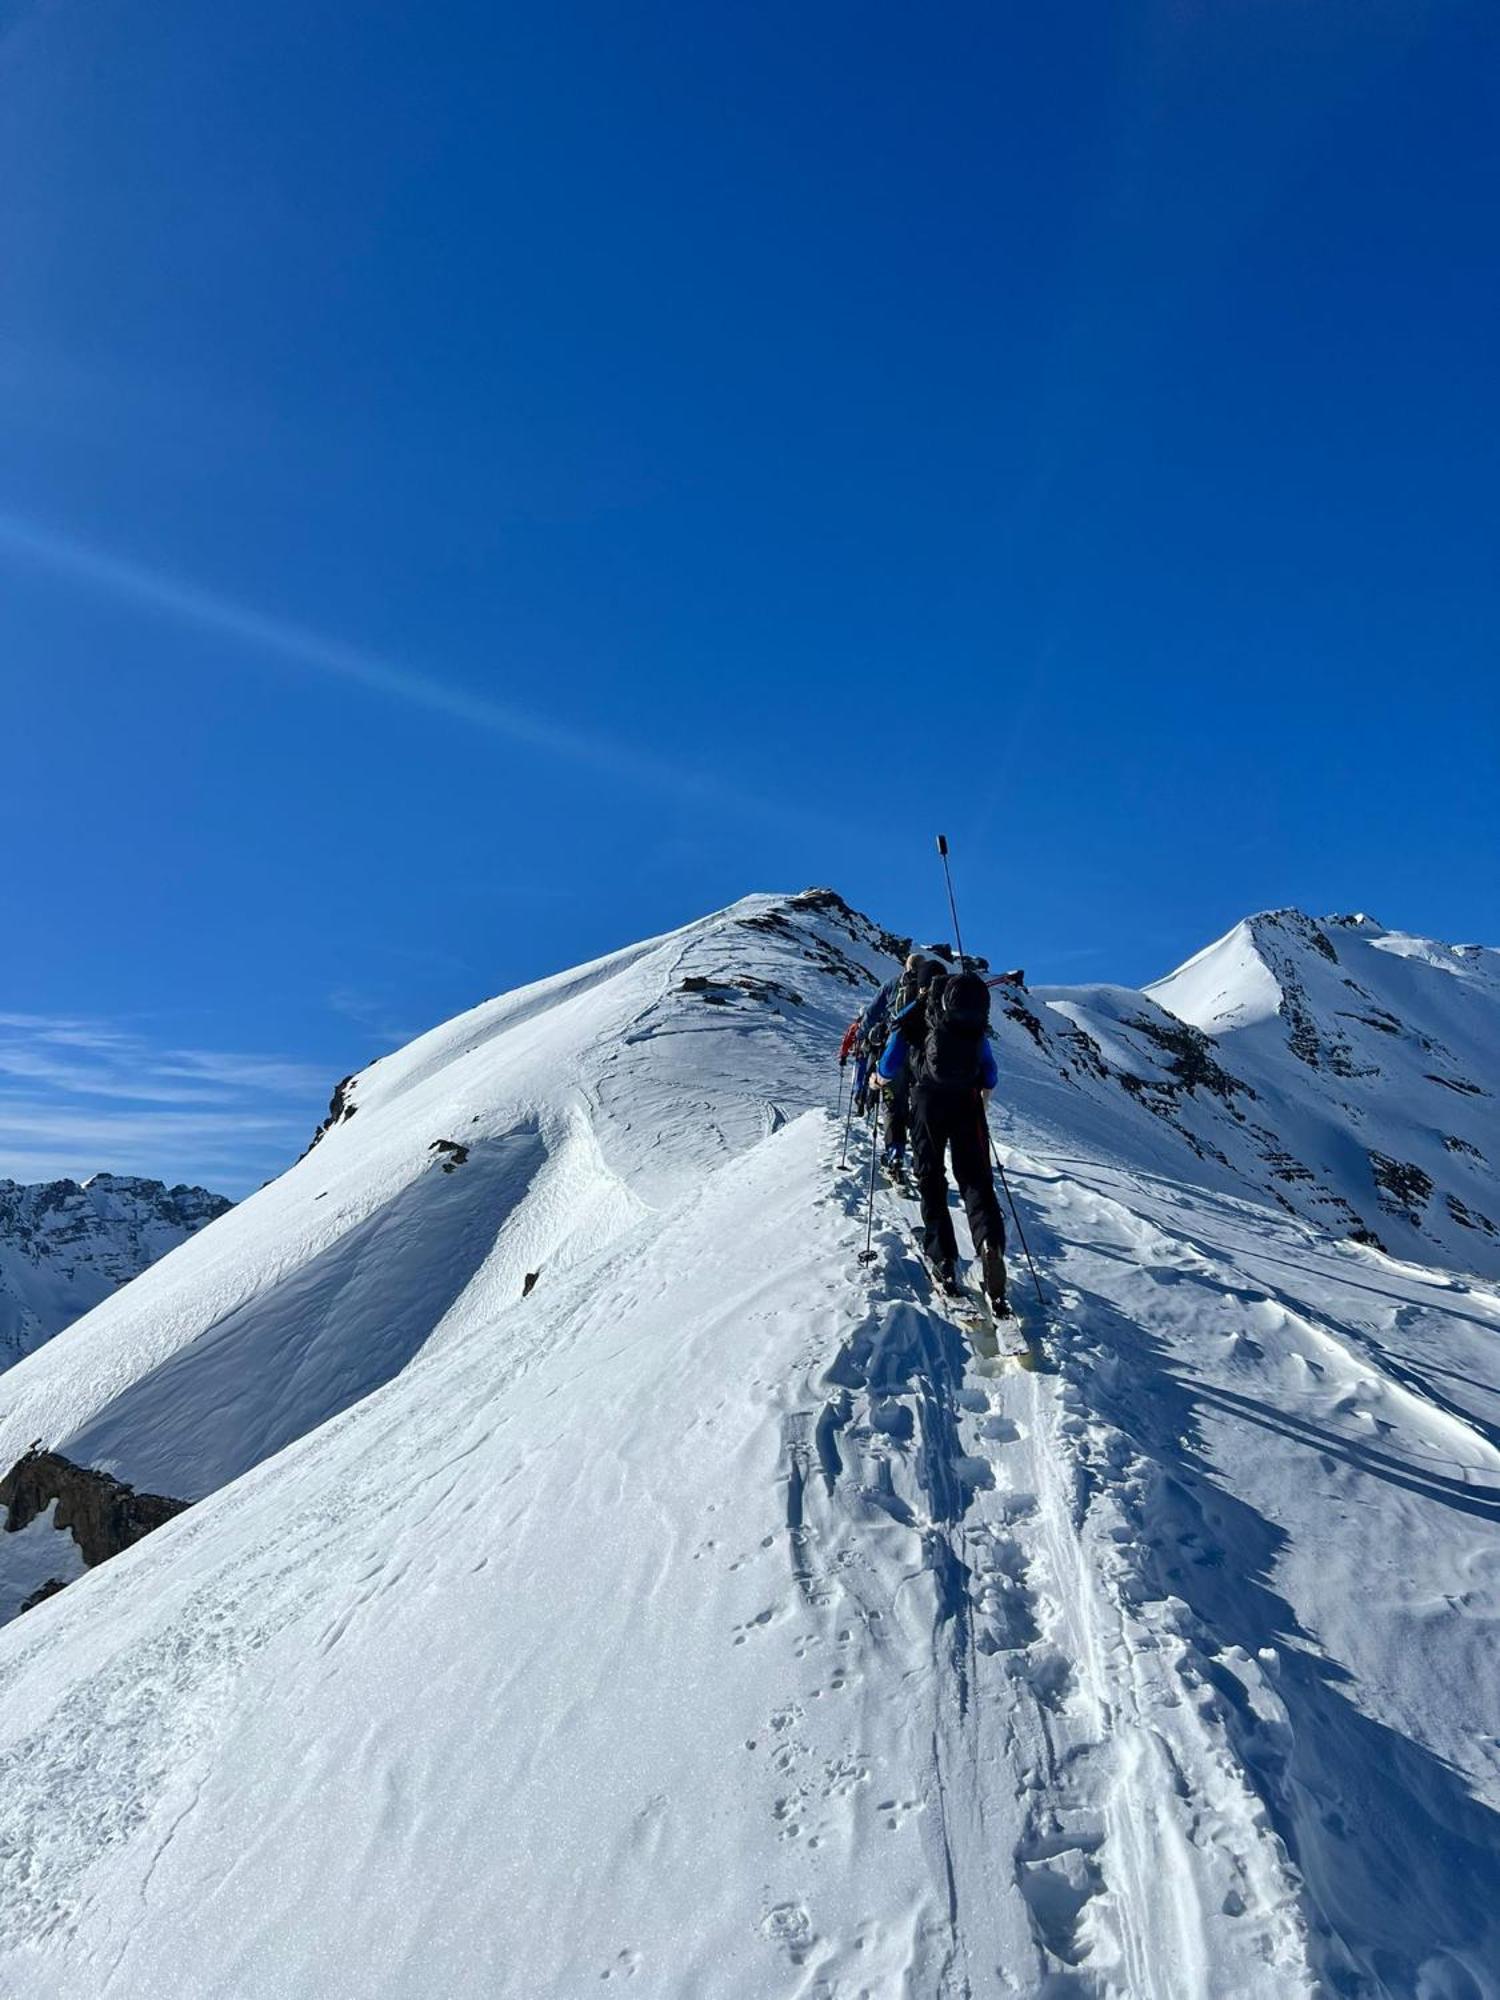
[908,1086,1007,1306]
[883,1070,911,1170]
[876,967,1010,1312]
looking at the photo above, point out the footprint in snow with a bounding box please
[761,1902,815,1965]
[979,1412,1021,1444]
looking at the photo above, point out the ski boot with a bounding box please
[981,1239,1011,1319]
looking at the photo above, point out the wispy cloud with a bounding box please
[0,1013,328,1195]
[327,988,422,1049]
[0,512,834,833]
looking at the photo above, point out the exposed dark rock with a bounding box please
[1261,909,1340,962]
[0,1450,189,1574]
[1117,1071,1181,1118]
[1347,1223,1388,1250]
[429,1139,469,1173]
[1000,996,1048,1052]
[789,888,910,965]
[679,974,805,1009]
[1425,1072,1487,1097]
[1339,1009,1403,1036]
[0,1176,231,1257]
[735,975,804,1006]
[1128,1015,1249,1105]
[1056,1025,1109,1083]
[300,1074,361,1157]
[0,1176,234,1363]
[1370,1152,1434,1225]
[1445,1135,1484,1160]
[1446,1194,1498,1238]
[19,1577,67,1614]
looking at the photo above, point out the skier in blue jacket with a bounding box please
[849,977,896,1117]
[878,967,1008,1310]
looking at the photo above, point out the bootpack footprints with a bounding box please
[599,1947,642,1981]
[731,1604,782,1644]
[761,1900,817,1967]
[772,1753,871,1849]
[980,1411,1022,1445]
[874,1794,924,1832]
[1017,1840,1106,1969]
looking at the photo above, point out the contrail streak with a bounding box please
[0,512,801,824]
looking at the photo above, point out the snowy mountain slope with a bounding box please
[0,1175,229,1368]
[1146,909,1500,1273]
[0,893,1496,1999]
[0,892,901,1574]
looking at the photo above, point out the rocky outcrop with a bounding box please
[0,1175,232,1367]
[0,1449,189,1572]
[0,1175,229,1257]
[299,1073,361,1157]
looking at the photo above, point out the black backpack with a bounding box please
[920,970,991,1088]
[893,956,940,1017]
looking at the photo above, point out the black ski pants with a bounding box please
[885,1072,910,1156]
[910,1084,1005,1270]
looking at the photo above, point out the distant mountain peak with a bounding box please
[0,1174,231,1369]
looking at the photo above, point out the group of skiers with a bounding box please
[838,947,1012,1316]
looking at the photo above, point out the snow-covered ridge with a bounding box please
[0,1173,231,1369]
[1131,906,1499,1270]
[0,890,902,1509]
[0,891,1496,1999]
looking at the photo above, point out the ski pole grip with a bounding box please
[936,833,948,857]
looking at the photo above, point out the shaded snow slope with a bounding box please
[0,893,1497,2000]
[0,1176,230,1369]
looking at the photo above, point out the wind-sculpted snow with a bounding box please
[0,892,1496,1999]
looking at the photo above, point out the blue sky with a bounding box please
[2,0,1496,1193]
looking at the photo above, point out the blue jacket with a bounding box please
[879,1002,998,1090]
[860,980,895,1043]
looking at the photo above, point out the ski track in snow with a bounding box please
[0,893,1496,1998]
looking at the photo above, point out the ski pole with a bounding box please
[935,833,968,964]
[839,1062,859,1169]
[981,1104,1048,1327]
[835,1057,846,1130]
[857,1093,883,1266]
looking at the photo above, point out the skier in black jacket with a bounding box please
[877,968,1008,1311]
[879,953,944,1176]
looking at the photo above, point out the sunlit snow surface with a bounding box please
[0,893,1497,1999]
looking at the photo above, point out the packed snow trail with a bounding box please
[835,1135,1316,1997]
[0,892,1497,1997]
[953,1126,1500,1998]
